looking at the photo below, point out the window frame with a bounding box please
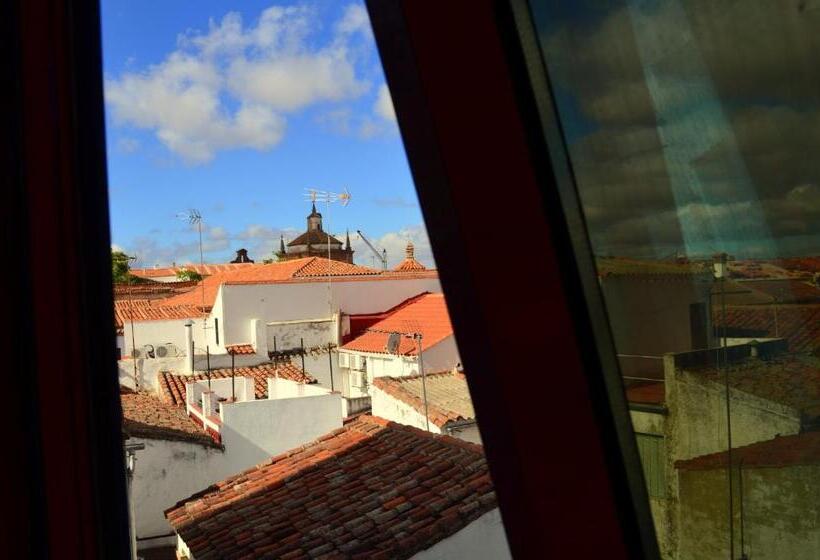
[4,0,661,557]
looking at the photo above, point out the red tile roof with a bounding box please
[687,354,820,425]
[113,299,205,335]
[165,415,495,559]
[721,304,820,353]
[625,382,665,406]
[740,280,820,304]
[157,257,382,308]
[393,242,428,273]
[113,281,198,300]
[596,257,712,278]
[345,292,432,342]
[372,370,474,428]
[121,391,218,448]
[676,430,820,470]
[225,344,254,355]
[342,293,453,355]
[158,363,317,407]
[130,262,255,279]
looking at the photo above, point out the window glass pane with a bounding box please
[529,1,820,558]
[102,2,508,558]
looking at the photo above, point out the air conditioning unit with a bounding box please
[155,343,179,358]
[338,353,350,368]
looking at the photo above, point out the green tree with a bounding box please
[176,268,203,282]
[112,250,131,283]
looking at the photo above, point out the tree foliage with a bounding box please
[176,268,204,282]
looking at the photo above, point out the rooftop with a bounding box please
[120,389,218,448]
[720,304,820,353]
[159,363,317,407]
[156,257,383,308]
[625,382,665,407]
[687,354,820,425]
[372,370,474,428]
[165,415,495,559]
[596,256,712,278]
[737,279,820,304]
[676,430,820,470]
[342,293,453,355]
[287,229,344,247]
[113,299,205,333]
[130,262,255,279]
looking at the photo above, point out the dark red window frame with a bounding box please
[2,0,657,557]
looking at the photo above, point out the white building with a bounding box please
[371,367,481,444]
[116,257,441,390]
[165,415,510,560]
[123,364,342,555]
[338,293,460,406]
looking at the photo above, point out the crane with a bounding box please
[356,230,388,270]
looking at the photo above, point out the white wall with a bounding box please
[219,277,441,350]
[123,318,209,357]
[411,508,511,560]
[372,385,444,435]
[266,318,335,351]
[219,392,342,466]
[130,437,231,549]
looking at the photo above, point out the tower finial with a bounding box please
[345,229,351,251]
[405,241,415,259]
[279,234,286,254]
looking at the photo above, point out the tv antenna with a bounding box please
[176,208,208,339]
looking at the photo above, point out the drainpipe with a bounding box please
[184,320,194,373]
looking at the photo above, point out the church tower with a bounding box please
[278,202,355,264]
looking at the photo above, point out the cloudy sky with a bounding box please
[102,1,432,268]
[533,0,820,258]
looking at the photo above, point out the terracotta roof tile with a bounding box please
[738,280,820,304]
[158,363,317,407]
[687,354,820,424]
[156,258,381,308]
[676,430,820,470]
[165,415,495,559]
[130,263,255,279]
[372,371,474,428]
[113,299,205,331]
[287,230,343,247]
[121,391,218,448]
[341,294,453,355]
[625,382,665,406]
[720,304,820,352]
[596,257,712,278]
[225,344,255,355]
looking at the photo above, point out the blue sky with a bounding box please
[101,1,431,268]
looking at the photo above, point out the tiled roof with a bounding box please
[113,299,205,332]
[113,281,198,300]
[720,304,820,353]
[226,344,255,355]
[737,279,820,304]
[625,382,665,406]
[342,293,453,355]
[157,258,381,308]
[158,363,317,407]
[687,354,820,425]
[121,391,218,448]
[394,258,428,272]
[345,292,432,343]
[372,370,474,428]
[165,415,495,559]
[676,430,820,470]
[287,229,343,247]
[596,257,712,278]
[130,262,255,279]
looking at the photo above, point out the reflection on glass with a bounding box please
[530,1,820,558]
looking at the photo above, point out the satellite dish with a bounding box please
[385,332,401,354]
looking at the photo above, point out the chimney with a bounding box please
[184,320,194,373]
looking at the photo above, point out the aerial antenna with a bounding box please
[303,188,352,391]
[176,208,207,341]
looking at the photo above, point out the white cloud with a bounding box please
[374,83,396,122]
[105,4,373,164]
[116,137,141,153]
